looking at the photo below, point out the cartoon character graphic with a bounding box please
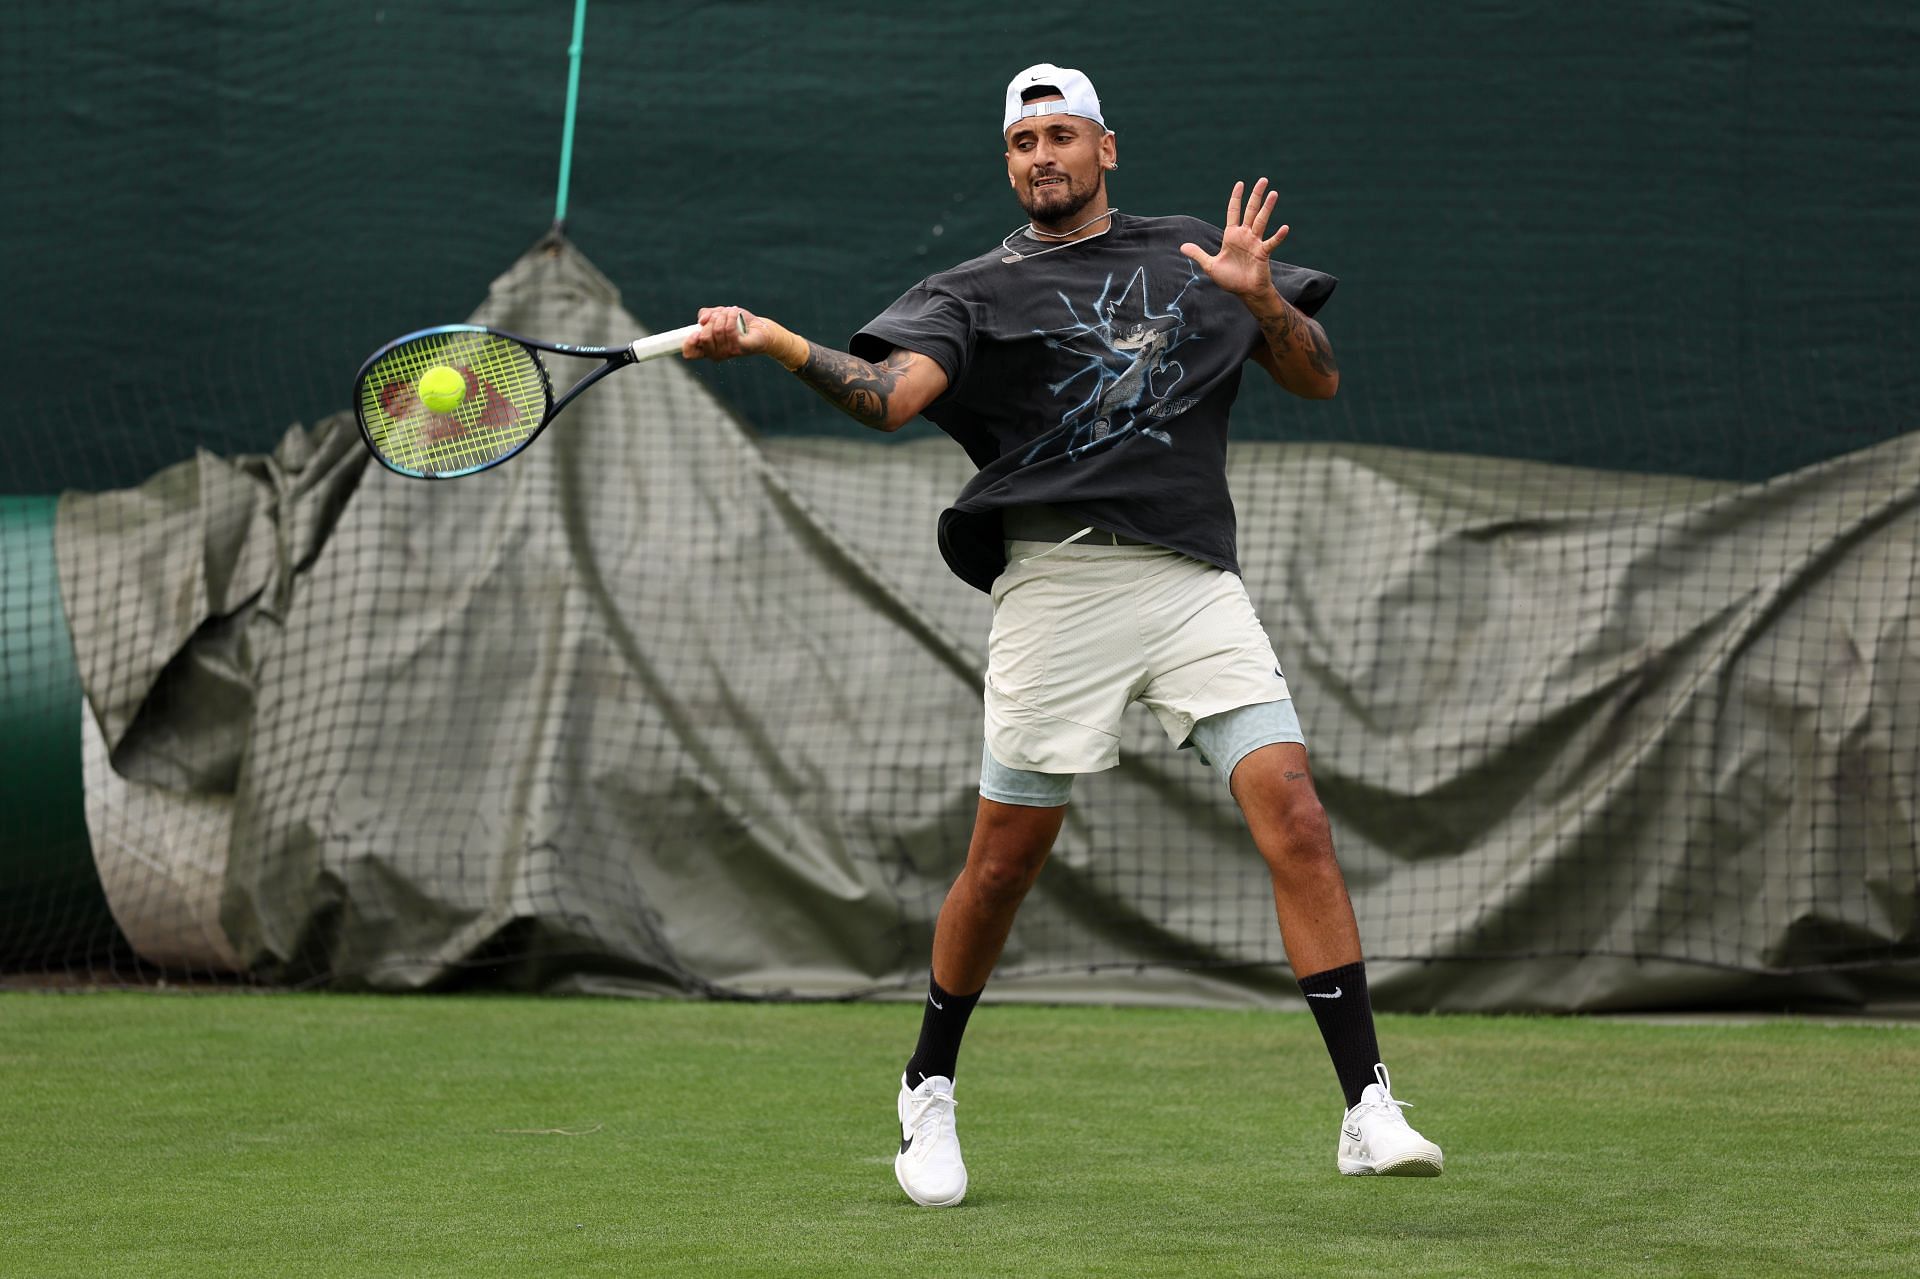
[1025,263,1205,464]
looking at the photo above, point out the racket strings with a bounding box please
[358,332,548,476]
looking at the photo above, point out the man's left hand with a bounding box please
[1180,178,1288,303]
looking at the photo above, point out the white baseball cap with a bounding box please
[1003,62,1106,135]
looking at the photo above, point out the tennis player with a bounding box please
[683,62,1443,1206]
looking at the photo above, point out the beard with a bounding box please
[1017,169,1103,229]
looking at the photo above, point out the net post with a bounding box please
[552,0,591,230]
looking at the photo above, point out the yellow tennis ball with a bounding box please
[418,365,466,414]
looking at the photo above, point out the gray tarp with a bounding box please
[57,239,1920,1009]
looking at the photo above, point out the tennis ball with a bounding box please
[418,365,466,414]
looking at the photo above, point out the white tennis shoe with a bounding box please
[895,1073,968,1207]
[1338,1063,1444,1177]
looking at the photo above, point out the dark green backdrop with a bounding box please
[5,1,1915,492]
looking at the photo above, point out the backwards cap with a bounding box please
[1003,63,1106,135]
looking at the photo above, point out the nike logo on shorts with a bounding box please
[1307,987,1342,999]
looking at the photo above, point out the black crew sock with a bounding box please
[904,973,983,1089]
[1298,961,1381,1108]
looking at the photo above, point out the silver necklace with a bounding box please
[1000,208,1118,264]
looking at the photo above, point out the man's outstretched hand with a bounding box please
[1180,178,1289,302]
[1183,178,1337,398]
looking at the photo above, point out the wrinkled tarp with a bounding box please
[56,238,1920,1010]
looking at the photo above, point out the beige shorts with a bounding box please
[985,539,1293,774]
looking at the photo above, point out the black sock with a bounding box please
[1298,961,1381,1108]
[904,973,983,1089]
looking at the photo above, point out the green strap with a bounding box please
[552,0,590,228]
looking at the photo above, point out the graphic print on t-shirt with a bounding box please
[1023,261,1207,465]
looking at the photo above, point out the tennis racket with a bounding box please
[351,316,741,479]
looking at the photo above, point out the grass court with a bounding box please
[4,993,1915,1277]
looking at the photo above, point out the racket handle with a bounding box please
[627,313,750,364]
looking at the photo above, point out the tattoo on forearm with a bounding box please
[1259,301,1299,353]
[792,347,914,429]
[1303,322,1338,378]
[1258,303,1339,380]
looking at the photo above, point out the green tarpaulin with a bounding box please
[54,240,1919,1009]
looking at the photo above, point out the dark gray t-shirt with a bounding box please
[850,211,1336,593]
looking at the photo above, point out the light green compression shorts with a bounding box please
[978,696,1306,808]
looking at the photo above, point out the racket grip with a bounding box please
[628,313,750,364]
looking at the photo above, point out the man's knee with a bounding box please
[967,854,1045,906]
[964,797,1062,902]
[1231,744,1336,855]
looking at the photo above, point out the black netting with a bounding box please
[3,2,1916,1007]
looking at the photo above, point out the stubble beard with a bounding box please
[1018,171,1104,231]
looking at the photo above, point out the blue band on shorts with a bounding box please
[1186,698,1306,789]
[979,741,1074,808]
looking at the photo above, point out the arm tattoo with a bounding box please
[1303,322,1338,378]
[1258,302,1339,380]
[791,347,916,429]
[1258,300,1300,353]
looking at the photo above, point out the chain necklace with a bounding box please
[1000,208,1119,264]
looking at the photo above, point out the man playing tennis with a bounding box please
[683,62,1443,1206]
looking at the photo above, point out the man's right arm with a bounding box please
[682,305,948,433]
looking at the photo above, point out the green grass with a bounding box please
[1,995,1915,1277]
